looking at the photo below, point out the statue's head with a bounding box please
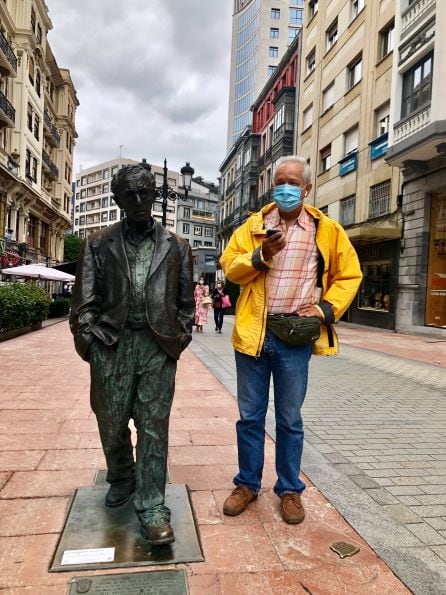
[111,164,156,225]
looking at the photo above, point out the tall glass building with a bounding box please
[227,0,304,148]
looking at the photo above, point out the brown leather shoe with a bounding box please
[223,486,257,516]
[140,519,175,546]
[280,492,305,524]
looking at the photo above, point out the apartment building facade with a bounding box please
[219,34,301,265]
[386,0,445,333]
[74,160,218,283]
[0,0,78,269]
[296,0,401,329]
[227,0,304,147]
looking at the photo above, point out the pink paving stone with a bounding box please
[0,450,45,472]
[190,490,223,525]
[191,524,283,575]
[0,420,63,435]
[0,472,11,491]
[219,571,313,595]
[0,534,68,588]
[0,399,78,410]
[190,429,237,446]
[37,448,106,471]
[0,469,96,498]
[172,394,232,407]
[0,410,75,422]
[0,433,81,451]
[174,406,239,419]
[59,418,100,433]
[168,431,192,447]
[169,445,239,466]
[77,432,102,449]
[169,417,234,432]
[169,462,278,491]
[187,573,221,595]
[0,497,70,536]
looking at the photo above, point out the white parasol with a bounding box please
[1,264,75,282]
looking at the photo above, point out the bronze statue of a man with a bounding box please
[70,162,194,545]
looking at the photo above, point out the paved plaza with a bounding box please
[0,318,444,593]
[190,317,446,594]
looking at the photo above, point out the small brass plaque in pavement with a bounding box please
[330,541,360,558]
[68,569,189,594]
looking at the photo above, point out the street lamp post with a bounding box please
[154,159,195,227]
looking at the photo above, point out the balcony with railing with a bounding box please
[401,0,435,39]
[0,89,15,127]
[0,30,17,77]
[43,111,61,147]
[42,150,59,180]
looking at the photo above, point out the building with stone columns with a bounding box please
[0,0,78,270]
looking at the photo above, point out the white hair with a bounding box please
[274,156,312,185]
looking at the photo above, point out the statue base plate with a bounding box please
[50,484,203,572]
[68,569,189,594]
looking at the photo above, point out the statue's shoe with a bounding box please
[105,480,136,508]
[140,518,175,546]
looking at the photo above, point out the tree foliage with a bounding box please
[64,234,84,262]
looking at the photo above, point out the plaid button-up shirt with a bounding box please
[264,206,320,314]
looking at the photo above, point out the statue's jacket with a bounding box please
[70,219,195,362]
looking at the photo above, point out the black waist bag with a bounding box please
[266,315,321,346]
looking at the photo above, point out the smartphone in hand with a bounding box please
[266,228,280,237]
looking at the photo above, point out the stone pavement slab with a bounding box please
[0,321,410,594]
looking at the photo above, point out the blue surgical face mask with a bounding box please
[273,183,304,212]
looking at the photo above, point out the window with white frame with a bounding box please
[340,196,355,226]
[326,19,338,51]
[289,28,298,43]
[269,46,278,58]
[271,8,280,19]
[303,105,313,130]
[320,145,331,172]
[401,52,433,118]
[270,27,279,38]
[204,227,213,237]
[273,104,285,132]
[380,21,394,59]
[344,126,358,155]
[183,207,190,218]
[347,55,362,90]
[183,222,190,234]
[306,48,316,75]
[322,83,334,111]
[194,225,202,236]
[290,7,303,25]
[375,103,390,136]
[309,0,318,19]
[268,65,276,77]
[351,0,365,20]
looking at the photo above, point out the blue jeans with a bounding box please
[213,307,225,330]
[234,329,312,496]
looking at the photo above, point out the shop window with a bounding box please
[426,194,446,327]
[358,261,391,312]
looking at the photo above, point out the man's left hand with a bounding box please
[297,304,324,320]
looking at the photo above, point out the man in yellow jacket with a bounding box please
[220,156,362,524]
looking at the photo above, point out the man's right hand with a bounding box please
[262,230,286,260]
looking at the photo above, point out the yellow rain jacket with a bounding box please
[220,202,362,357]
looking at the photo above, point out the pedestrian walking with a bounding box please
[220,155,362,524]
[69,162,194,546]
[212,280,229,333]
[194,275,210,332]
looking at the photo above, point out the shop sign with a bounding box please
[339,151,358,177]
[369,133,388,160]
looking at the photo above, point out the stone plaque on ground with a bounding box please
[68,569,189,594]
[51,484,203,572]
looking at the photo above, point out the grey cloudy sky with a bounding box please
[47,0,233,182]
